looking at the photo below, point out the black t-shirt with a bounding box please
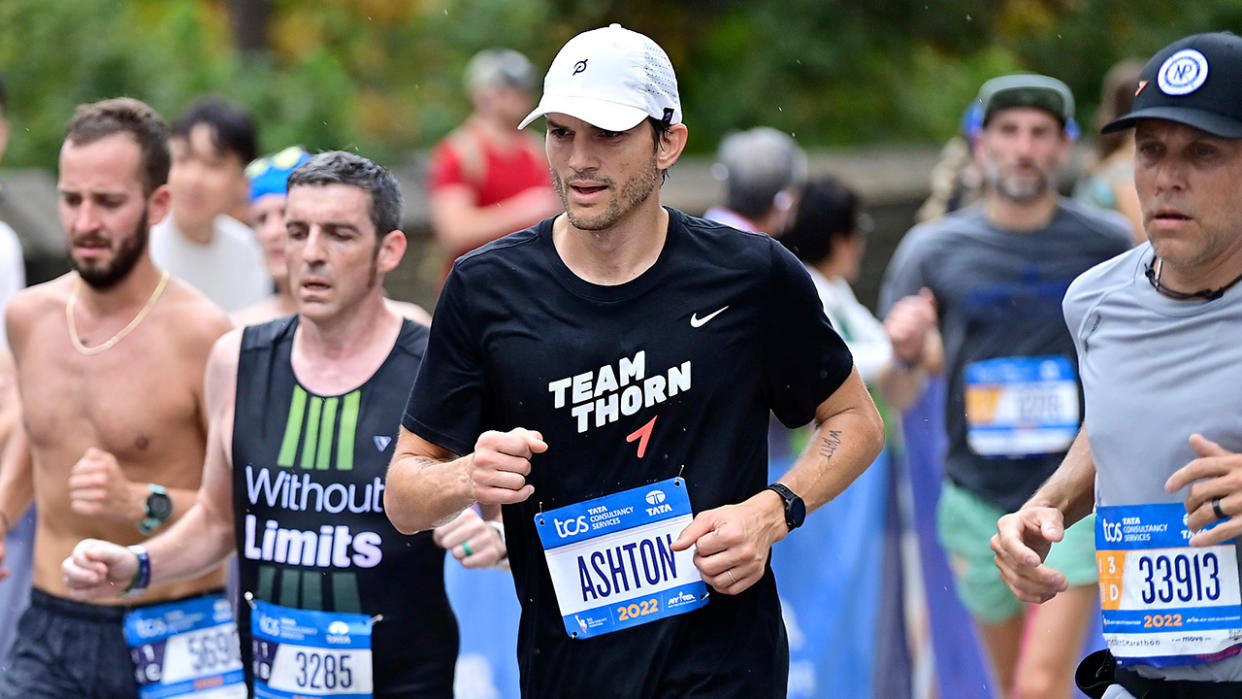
[403,209,853,697]
[233,316,457,697]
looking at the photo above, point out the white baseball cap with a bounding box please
[518,23,682,132]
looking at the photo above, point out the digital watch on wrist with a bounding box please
[138,483,172,535]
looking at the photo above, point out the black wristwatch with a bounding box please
[138,483,172,535]
[766,482,806,532]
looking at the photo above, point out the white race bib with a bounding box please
[534,477,709,639]
[123,594,246,699]
[1097,503,1242,666]
[964,356,1079,457]
[251,600,374,698]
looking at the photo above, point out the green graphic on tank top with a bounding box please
[275,386,361,470]
[259,564,361,613]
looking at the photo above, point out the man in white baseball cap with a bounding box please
[387,22,883,697]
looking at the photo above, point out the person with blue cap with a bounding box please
[993,31,1242,698]
[233,146,311,325]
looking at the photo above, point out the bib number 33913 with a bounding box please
[1096,503,1242,666]
[251,599,374,699]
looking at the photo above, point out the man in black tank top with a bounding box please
[63,151,508,697]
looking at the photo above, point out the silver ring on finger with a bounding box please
[726,569,737,585]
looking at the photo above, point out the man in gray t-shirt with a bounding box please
[882,73,1131,697]
[994,32,1242,697]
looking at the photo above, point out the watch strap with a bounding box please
[138,483,169,535]
[122,545,151,598]
[765,482,804,531]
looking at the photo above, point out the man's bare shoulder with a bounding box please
[159,278,234,351]
[384,298,432,326]
[204,327,244,410]
[5,274,75,336]
[230,296,286,328]
[208,326,245,372]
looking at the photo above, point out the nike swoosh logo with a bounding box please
[690,306,729,328]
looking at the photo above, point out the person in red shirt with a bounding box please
[428,48,561,274]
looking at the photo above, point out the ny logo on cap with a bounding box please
[1158,49,1209,95]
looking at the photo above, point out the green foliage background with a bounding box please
[1,0,1240,169]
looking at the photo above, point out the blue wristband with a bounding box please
[122,545,151,598]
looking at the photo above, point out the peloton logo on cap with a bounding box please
[1158,49,1209,95]
[573,59,588,76]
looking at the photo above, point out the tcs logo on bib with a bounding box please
[1101,518,1124,544]
[554,516,589,538]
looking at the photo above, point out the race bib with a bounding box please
[535,477,709,639]
[123,594,245,699]
[1096,503,1242,666]
[251,600,374,699]
[964,355,1079,457]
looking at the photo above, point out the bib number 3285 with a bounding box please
[251,600,374,699]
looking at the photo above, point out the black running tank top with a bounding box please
[231,316,457,695]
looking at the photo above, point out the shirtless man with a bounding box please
[0,97,233,697]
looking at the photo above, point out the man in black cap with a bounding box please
[881,71,1132,697]
[993,31,1242,698]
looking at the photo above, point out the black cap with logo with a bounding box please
[1103,31,1242,138]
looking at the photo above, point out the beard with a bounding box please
[985,161,1052,203]
[71,208,149,290]
[553,154,661,232]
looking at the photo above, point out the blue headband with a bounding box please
[247,146,311,203]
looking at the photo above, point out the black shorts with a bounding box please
[1,588,228,699]
[0,588,138,698]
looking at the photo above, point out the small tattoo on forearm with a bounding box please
[818,430,844,460]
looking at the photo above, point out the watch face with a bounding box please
[147,492,173,520]
[789,498,807,529]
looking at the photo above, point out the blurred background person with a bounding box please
[427,48,560,277]
[767,175,919,698]
[781,177,887,383]
[1072,58,1146,243]
[0,70,22,349]
[704,126,807,235]
[0,66,31,667]
[234,145,430,326]
[150,94,269,312]
[882,73,1131,699]
[916,102,985,223]
[780,176,922,410]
